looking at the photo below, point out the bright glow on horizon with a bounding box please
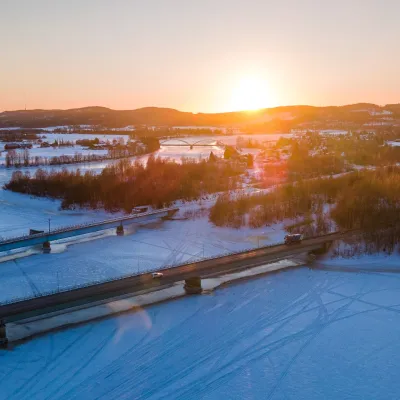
[1,0,400,112]
[228,76,273,111]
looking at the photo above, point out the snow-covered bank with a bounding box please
[7,259,301,343]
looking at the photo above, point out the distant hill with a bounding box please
[0,103,397,129]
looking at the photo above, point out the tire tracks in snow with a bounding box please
[12,259,41,298]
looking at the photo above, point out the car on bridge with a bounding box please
[284,234,303,244]
[152,272,164,279]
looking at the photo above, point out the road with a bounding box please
[0,231,347,322]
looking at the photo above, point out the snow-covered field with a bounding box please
[0,145,108,164]
[0,166,120,240]
[2,260,400,399]
[41,132,129,143]
[291,129,348,136]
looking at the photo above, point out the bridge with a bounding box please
[0,207,178,253]
[0,231,348,325]
[160,139,224,148]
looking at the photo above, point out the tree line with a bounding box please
[275,129,400,168]
[4,155,245,212]
[210,167,400,245]
[2,138,160,168]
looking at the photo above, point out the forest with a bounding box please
[274,129,400,168]
[0,131,40,142]
[4,156,245,212]
[209,167,400,249]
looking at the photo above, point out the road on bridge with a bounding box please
[0,231,348,322]
[0,207,178,252]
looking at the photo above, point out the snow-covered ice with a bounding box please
[7,259,300,342]
[2,264,400,399]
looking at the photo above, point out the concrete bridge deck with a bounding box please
[0,207,178,252]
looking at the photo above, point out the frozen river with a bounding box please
[2,262,400,399]
[2,131,400,399]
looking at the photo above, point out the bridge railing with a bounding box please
[0,207,178,245]
[0,240,283,305]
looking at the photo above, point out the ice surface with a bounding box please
[161,133,292,146]
[40,132,129,143]
[2,266,400,399]
[7,259,299,342]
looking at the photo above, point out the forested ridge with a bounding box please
[1,103,398,130]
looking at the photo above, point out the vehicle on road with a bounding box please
[284,234,303,244]
[152,272,164,279]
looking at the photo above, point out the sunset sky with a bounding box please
[1,0,399,113]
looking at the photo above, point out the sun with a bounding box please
[229,76,271,111]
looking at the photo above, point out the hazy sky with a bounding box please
[1,0,399,112]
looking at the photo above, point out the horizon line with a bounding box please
[1,101,398,115]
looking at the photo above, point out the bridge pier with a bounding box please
[42,241,51,254]
[116,224,124,236]
[0,320,8,349]
[184,277,202,294]
[312,241,333,256]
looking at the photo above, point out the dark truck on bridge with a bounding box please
[284,234,303,244]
